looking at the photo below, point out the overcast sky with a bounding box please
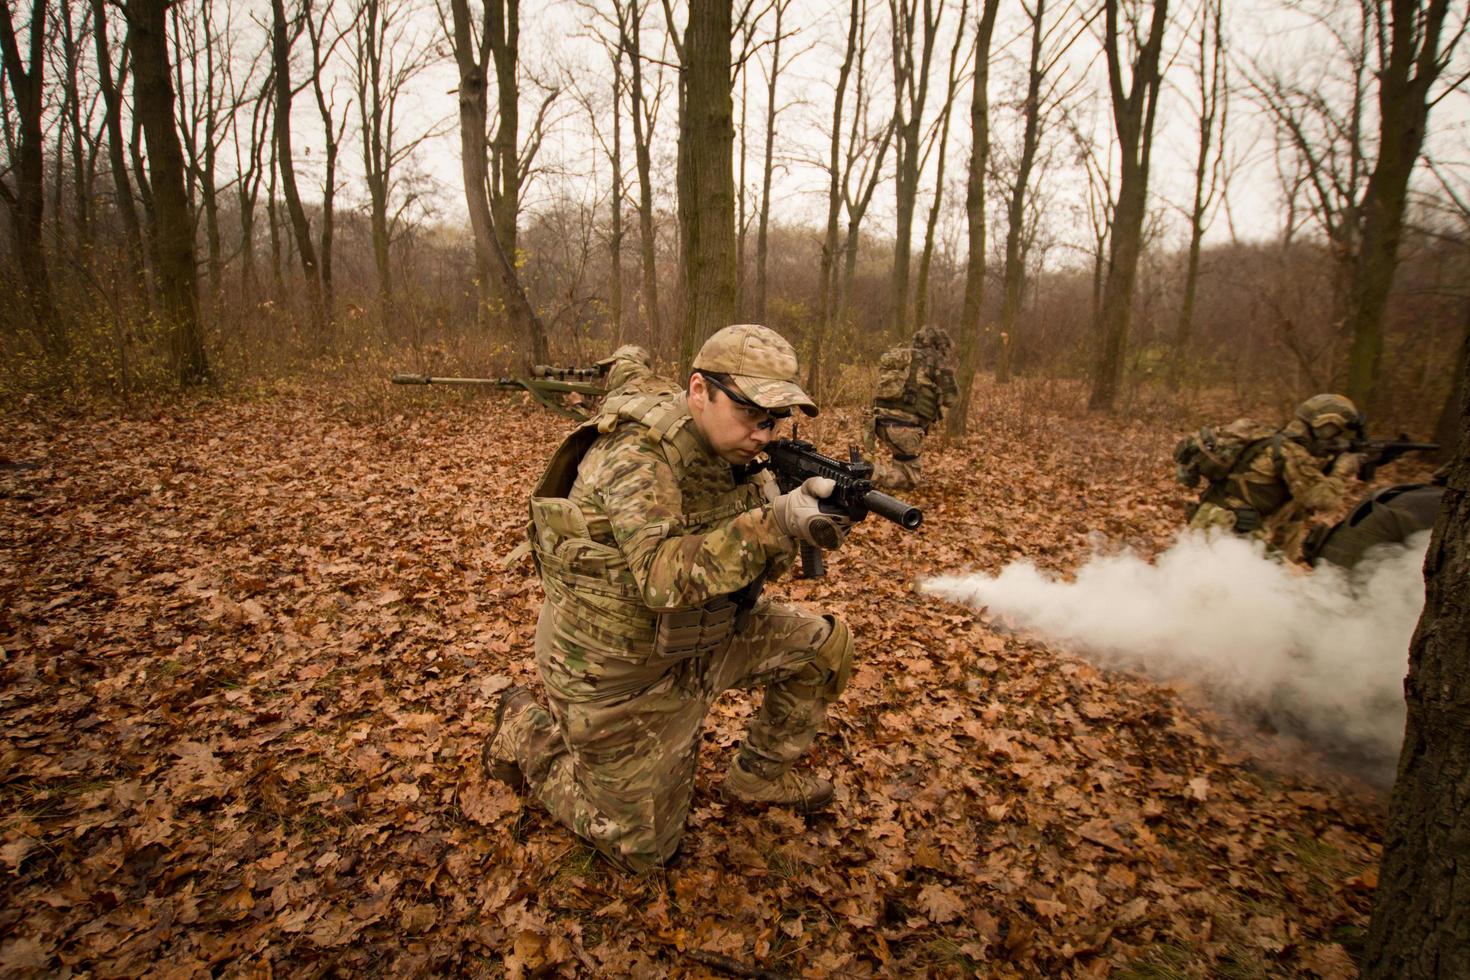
[226,0,1470,266]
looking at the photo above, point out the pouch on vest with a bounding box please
[652,598,736,660]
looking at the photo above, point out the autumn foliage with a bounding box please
[1,380,1384,976]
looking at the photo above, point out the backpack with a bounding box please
[875,346,920,403]
[1173,418,1280,489]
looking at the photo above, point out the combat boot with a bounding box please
[722,757,834,813]
[481,685,536,788]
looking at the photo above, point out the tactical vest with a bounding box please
[1201,432,1292,516]
[875,346,941,423]
[527,389,767,659]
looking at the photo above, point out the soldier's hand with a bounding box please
[1332,451,1369,480]
[771,477,851,550]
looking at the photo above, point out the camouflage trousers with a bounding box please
[500,599,852,872]
[1189,500,1311,561]
[864,408,929,491]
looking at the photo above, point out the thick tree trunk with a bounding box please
[1344,0,1451,415]
[1433,315,1468,459]
[1364,330,1470,976]
[677,0,737,371]
[950,0,999,437]
[125,0,208,385]
[488,0,521,266]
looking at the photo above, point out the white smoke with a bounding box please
[922,530,1430,776]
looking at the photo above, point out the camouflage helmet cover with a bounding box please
[1294,393,1362,434]
[692,323,818,416]
[595,344,652,369]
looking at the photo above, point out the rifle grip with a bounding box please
[798,542,826,579]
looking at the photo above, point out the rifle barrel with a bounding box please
[863,490,923,529]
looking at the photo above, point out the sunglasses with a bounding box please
[701,374,790,431]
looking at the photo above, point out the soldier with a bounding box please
[595,344,657,395]
[483,324,856,872]
[1178,393,1367,560]
[1304,470,1446,570]
[865,324,959,491]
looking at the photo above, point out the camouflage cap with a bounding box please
[595,344,652,368]
[693,323,817,416]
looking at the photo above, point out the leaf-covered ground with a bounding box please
[1,380,1386,978]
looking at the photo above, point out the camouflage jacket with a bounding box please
[527,390,794,697]
[1208,436,1360,517]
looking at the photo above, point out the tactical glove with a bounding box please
[770,477,850,550]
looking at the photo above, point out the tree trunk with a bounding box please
[0,0,64,355]
[997,0,1047,386]
[1087,0,1168,412]
[90,0,147,282]
[753,0,787,325]
[950,0,999,437]
[610,65,625,340]
[449,0,548,365]
[809,0,862,395]
[620,0,662,354]
[677,0,737,372]
[1344,0,1452,415]
[270,0,327,342]
[914,3,966,334]
[888,0,939,340]
[1363,328,1470,976]
[125,0,208,385]
[488,0,521,272]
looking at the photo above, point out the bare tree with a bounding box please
[912,1,968,333]
[949,0,1000,437]
[124,0,208,384]
[996,0,1090,384]
[1363,330,1469,975]
[809,0,865,394]
[1169,0,1228,390]
[270,0,327,339]
[0,0,64,354]
[353,0,442,323]
[55,0,93,253]
[1087,0,1170,411]
[305,0,361,325]
[1344,0,1464,411]
[673,0,738,369]
[89,0,148,293]
[887,0,943,339]
[172,0,233,301]
[619,0,667,354]
[446,0,550,363]
[753,0,796,324]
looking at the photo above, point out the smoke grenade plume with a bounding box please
[922,530,1430,781]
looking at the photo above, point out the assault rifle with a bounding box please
[753,436,923,579]
[390,372,605,419]
[1350,437,1439,480]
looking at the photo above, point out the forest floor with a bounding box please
[0,377,1400,978]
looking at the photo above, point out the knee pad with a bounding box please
[813,615,853,698]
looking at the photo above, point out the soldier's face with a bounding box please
[689,374,780,464]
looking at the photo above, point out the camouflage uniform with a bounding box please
[495,326,853,871]
[1305,482,1444,569]
[865,325,959,491]
[1188,394,1365,560]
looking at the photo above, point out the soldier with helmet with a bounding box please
[483,324,856,872]
[1180,393,1368,560]
[864,324,959,491]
